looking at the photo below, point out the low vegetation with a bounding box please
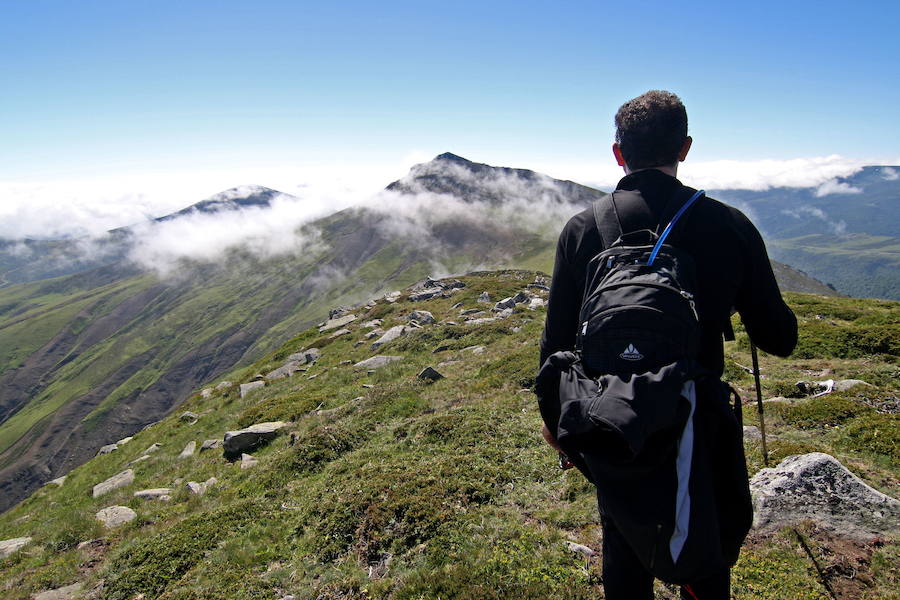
[0,271,897,598]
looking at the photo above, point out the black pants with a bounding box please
[601,518,731,600]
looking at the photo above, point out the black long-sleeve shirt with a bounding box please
[540,169,797,376]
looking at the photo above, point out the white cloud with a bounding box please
[814,179,862,197]
[881,167,898,181]
[780,205,847,235]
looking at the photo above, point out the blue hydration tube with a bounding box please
[647,189,705,265]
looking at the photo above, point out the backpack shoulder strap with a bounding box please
[592,191,657,249]
[592,193,621,250]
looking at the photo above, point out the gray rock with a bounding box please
[134,488,172,500]
[115,436,133,446]
[459,308,482,316]
[742,425,762,439]
[464,345,486,354]
[328,306,351,319]
[364,328,385,340]
[496,308,514,318]
[750,452,900,540]
[95,505,137,528]
[512,290,531,304]
[48,476,67,486]
[200,439,222,452]
[527,297,546,310]
[834,379,872,392]
[564,540,596,558]
[186,481,204,495]
[493,297,516,311]
[329,327,352,338]
[180,411,199,423]
[141,443,162,456]
[417,366,444,382]
[466,317,497,325]
[130,455,151,464]
[215,380,232,390]
[477,291,491,303]
[443,279,466,290]
[528,283,550,291]
[409,288,443,302]
[431,344,451,353]
[265,361,304,380]
[354,355,404,370]
[795,379,834,396]
[240,381,265,398]
[384,290,401,303]
[240,453,258,469]
[407,310,435,325]
[286,348,320,365]
[92,469,134,498]
[33,582,84,600]
[96,443,118,456]
[201,387,214,398]
[318,313,357,332]
[362,319,383,329]
[371,325,408,349]
[178,441,196,458]
[0,536,31,558]
[223,421,287,458]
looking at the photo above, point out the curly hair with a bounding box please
[614,90,688,170]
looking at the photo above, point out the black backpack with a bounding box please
[536,188,752,584]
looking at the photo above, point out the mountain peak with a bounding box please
[433,152,472,163]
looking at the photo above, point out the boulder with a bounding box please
[460,308,482,316]
[443,279,466,289]
[354,355,404,370]
[186,477,218,495]
[477,291,491,303]
[527,297,546,310]
[467,317,497,325]
[563,541,596,558]
[362,319,383,329]
[93,469,134,498]
[464,345,486,354]
[142,443,162,455]
[409,288,443,302]
[329,328,352,338]
[407,310,435,325]
[200,439,222,452]
[417,366,444,382]
[223,421,287,458]
[33,582,84,600]
[493,297,516,311]
[834,379,872,392]
[384,291,401,303]
[134,488,172,501]
[795,379,834,397]
[750,452,900,540]
[742,425,762,439]
[266,361,304,380]
[0,536,31,558]
[180,411,199,424]
[364,328,385,340]
[95,505,137,528]
[115,436,133,446]
[511,290,531,304]
[96,443,118,456]
[319,314,357,332]
[240,381,265,398]
[215,380,232,390]
[179,441,196,458]
[286,348,320,364]
[328,306,351,319]
[240,453,258,469]
[371,325,408,349]
[201,387,214,398]
[496,308,513,318]
[48,476,67,487]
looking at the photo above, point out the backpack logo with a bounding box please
[620,344,643,361]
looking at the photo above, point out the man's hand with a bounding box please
[541,423,562,452]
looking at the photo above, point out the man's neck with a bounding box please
[624,165,678,177]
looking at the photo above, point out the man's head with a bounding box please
[613,90,691,173]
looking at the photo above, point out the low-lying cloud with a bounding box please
[781,205,848,235]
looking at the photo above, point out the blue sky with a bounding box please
[1,0,898,236]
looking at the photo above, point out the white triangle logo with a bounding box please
[620,344,643,361]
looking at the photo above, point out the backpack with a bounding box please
[536,188,752,583]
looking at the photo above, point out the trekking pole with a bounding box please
[749,341,769,468]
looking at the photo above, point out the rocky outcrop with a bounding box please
[240,381,265,398]
[371,325,408,349]
[240,453,258,469]
[354,355,403,370]
[407,310,435,325]
[0,536,31,558]
[92,469,134,498]
[418,366,444,382]
[179,441,196,458]
[33,582,84,600]
[750,452,900,540]
[223,421,287,459]
[319,314,357,333]
[200,439,222,452]
[95,505,137,528]
[134,488,172,501]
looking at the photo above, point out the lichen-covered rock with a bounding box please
[179,441,196,458]
[33,582,84,600]
[93,469,134,498]
[407,310,435,325]
[200,439,222,452]
[371,325,408,349]
[319,313,357,332]
[354,355,403,370]
[750,452,900,540]
[240,381,265,398]
[223,421,287,458]
[95,505,137,528]
[0,536,31,558]
[265,361,304,381]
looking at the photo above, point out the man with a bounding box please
[538,90,797,599]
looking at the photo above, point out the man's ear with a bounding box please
[678,136,693,162]
[613,143,626,167]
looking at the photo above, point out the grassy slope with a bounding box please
[0,271,896,599]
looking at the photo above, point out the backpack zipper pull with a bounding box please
[680,290,699,320]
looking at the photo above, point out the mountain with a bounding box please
[711,166,900,299]
[0,154,839,512]
[0,272,896,598]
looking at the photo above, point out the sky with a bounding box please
[1,0,898,239]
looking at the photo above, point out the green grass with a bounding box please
[0,272,897,599]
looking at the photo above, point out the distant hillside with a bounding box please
[0,154,841,513]
[713,166,900,299]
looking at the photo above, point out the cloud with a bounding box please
[780,205,847,235]
[814,179,863,197]
[881,167,899,181]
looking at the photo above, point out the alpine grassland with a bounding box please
[0,271,897,599]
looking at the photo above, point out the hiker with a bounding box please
[537,90,797,599]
